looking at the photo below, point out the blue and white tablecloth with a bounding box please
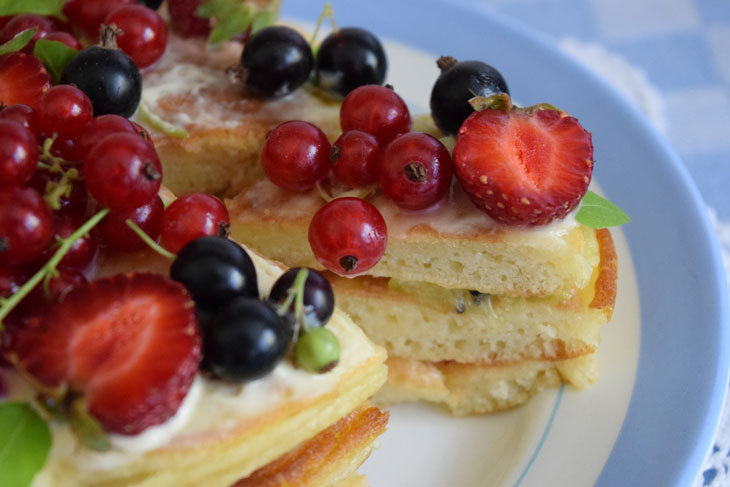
[478,0,730,484]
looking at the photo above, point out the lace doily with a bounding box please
[558,37,730,486]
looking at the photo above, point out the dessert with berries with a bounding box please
[131,8,625,415]
[0,3,388,486]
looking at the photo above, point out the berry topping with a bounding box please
[63,0,136,39]
[61,39,142,118]
[98,196,164,251]
[308,197,387,276]
[379,132,453,210]
[340,84,411,146]
[104,5,168,69]
[12,273,201,435]
[331,130,382,188]
[43,31,83,51]
[0,104,39,135]
[269,267,334,326]
[48,215,99,271]
[75,113,137,161]
[203,298,291,382]
[453,104,593,225]
[0,119,38,187]
[38,85,93,140]
[27,169,88,219]
[0,52,51,110]
[167,0,211,38]
[84,132,162,210]
[170,236,258,316]
[294,326,340,373]
[160,193,230,253]
[138,0,164,10]
[430,57,509,135]
[0,187,54,266]
[315,27,387,97]
[261,121,331,192]
[1,14,54,48]
[240,26,313,98]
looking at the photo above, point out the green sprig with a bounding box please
[34,38,78,84]
[124,219,176,260]
[0,27,37,56]
[0,209,109,330]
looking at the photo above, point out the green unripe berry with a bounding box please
[294,326,340,373]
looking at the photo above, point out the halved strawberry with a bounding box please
[0,53,51,110]
[453,105,593,226]
[13,273,201,435]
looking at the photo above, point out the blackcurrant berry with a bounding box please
[315,27,387,97]
[203,298,292,382]
[268,267,335,326]
[170,236,258,314]
[137,0,163,10]
[240,26,313,98]
[61,45,142,118]
[430,57,509,135]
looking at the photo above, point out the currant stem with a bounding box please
[310,2,337,45]
[125,219,175,260]
[0,208,110,330]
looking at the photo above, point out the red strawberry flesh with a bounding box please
[14,273,201,435]
[0,53,51,110]
[453,106,593,226]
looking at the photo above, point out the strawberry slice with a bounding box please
[0,53,51,110]
[13,273,201,435]
[453,105,593,226]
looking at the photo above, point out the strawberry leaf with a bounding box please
[0,0,66,17]
[33,39,78,84]
[575,190,631,228]
[0,28,37,56]
[0,402,51,487]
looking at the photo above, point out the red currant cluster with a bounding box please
[261,84,454,276]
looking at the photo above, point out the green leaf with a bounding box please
[0,28,37,56]
[208,6,255,44]
[575,190,631,229]
[0,0,66,17]
[0,402,51,487]
[196,0,279,44]
[33,39,78,84]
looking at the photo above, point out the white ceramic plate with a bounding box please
[283,2,730,486]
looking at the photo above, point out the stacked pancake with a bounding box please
[2,246,387,487]
[138,31,618,417]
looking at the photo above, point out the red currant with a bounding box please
[0,187,54,266]
[161,193,229,254]
[261,121,331,192]
[64,0,135,39]
[84,133,162,210]
[44,31,83,50]
[27,169,88,219]
[379,132,453,210]
[331,130,382,187]
[75,114,136,161]
[1,14,53,48]
[44,215,99,271]
[0,104,39,135]
[38,85,93,140]
[308,197,387,276]
[99,195,164,251]
[167,0,211,38]
[49,136,79,162]
[340,85,411,146]
[130,120,151,141]
[104,5,168,69]
[0,119,38,187]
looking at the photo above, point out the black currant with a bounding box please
[61,45,142,118]
[268,267,335,326]
[170,236,258,315]
[430,57,509,135]
[203,298,292,382]
[240,25,313,98]
[315,27,387,97]
[137,0,163,10]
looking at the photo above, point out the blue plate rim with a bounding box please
[282,1,730,485]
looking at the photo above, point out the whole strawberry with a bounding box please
[453,102,593,226]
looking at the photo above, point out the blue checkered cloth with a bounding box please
[477,0,730,484]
